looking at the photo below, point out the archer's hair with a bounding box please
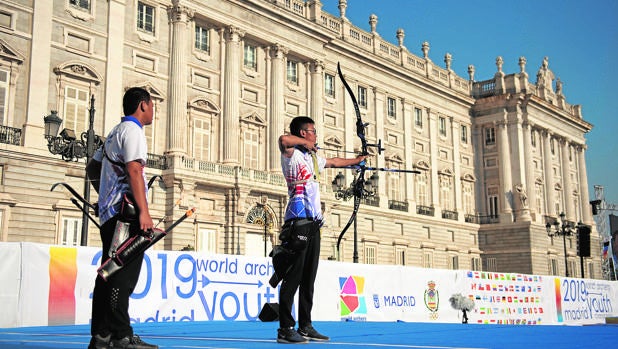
[289,116,315,137]
[123,87,151,116]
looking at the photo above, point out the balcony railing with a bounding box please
[442,209,458,220]
[388,200,408,212]
[147,153,167,170]
[362,196,380,207]
[416,205,434,216]
[0,125,22,145]
[464,214,500,224]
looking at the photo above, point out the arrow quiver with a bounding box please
[97,207,195,280]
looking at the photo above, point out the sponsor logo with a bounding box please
[339,275,367,321]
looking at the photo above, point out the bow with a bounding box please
[335,62,384,255]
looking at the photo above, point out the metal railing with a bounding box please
[416,205,434,216]
[388,200,408,212]
[0,125,22,145]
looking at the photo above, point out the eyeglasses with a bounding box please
[303,128,317,135]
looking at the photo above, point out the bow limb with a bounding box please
[51,182,96,210]
[336,195,361,255]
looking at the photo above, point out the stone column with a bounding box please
[561,138,575,220]
[522,123,536,218]
[428,110,439,212]
[473,125,486,215]
[451,117,463,220]
[166,3,193,156]
[23,0,54,148]
[309,59,324,138]
[103,0,127,135]
[497,119,513,219]
[403,100,415,208]
[577,146,593,225]
[222,26,244,164]
[269,44,287,172]
[542,130,555,215]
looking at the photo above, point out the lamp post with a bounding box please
[546,212,573,277]
[44,95,103,246]
[331,171,378,263]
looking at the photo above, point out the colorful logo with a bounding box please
[424,280,439,319]
[339,275,367,318]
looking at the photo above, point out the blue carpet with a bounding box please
[0,320,615,348]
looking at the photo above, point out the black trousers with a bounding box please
[90,216,144,339]
[278,220,321,329]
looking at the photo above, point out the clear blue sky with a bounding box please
[321,0,618,205]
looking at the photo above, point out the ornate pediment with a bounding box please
[385,152,405,164]
[189,96,219,114]
[414,160,430,170]
[438,168,454,177]
[128,81,165,100]
[323,135,344,148]
[53,61,102,84]
[241,111,266,126]
[461,173,476,182]
[0,39,24,64]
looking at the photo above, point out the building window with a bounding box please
[244,43,257,70]
[549,258,558,275]
[448,256,459,270]
[416,171,428,206]
[0,69,8,125]
[243,128,259,169]
[487,187,499,217]
[485,127,496,145]
[61,217,81,246]
[64,86,89,133]
[471,257,481,271]
[387,97,396,118]
[193,118,211,161]
[395,248,406,266]
[440,175,452,210]
[438,117,447,136]
[137,2,155,34]
[364,245,376,264]
[485,258,497,272]
[69,0,90,11]
[462,182,473,214]
[388,167,403,201]
[286,60,298,85]
[195,25,210,52]
[324,73,335,97]
[460,124,468,143]
[197,228,217,253]
[358,85,367,108]
[414,108,422,127]
[424,226,430,239]
[422,252,433,268]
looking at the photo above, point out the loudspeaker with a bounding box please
[578,226,591,258]
[259,302,279,322]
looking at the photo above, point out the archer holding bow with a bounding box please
[273,116,365,344]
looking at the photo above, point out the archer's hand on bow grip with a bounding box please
[356,155,368,167]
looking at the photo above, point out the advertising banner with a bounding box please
[1,243,617,328]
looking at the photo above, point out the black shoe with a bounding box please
[88,334,111,349]
[298,325,330,341]
[111,334,158,349]
[277,327,308,344]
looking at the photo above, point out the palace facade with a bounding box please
[0,0,601,278]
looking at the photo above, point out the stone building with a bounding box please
[0,0,600,278]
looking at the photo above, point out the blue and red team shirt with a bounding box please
[281,148,326,223]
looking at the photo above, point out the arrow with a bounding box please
[199,275,264,288]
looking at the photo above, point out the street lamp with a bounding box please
[44,95,103,246]
[331,171,379,263]
[546,212,573,277]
